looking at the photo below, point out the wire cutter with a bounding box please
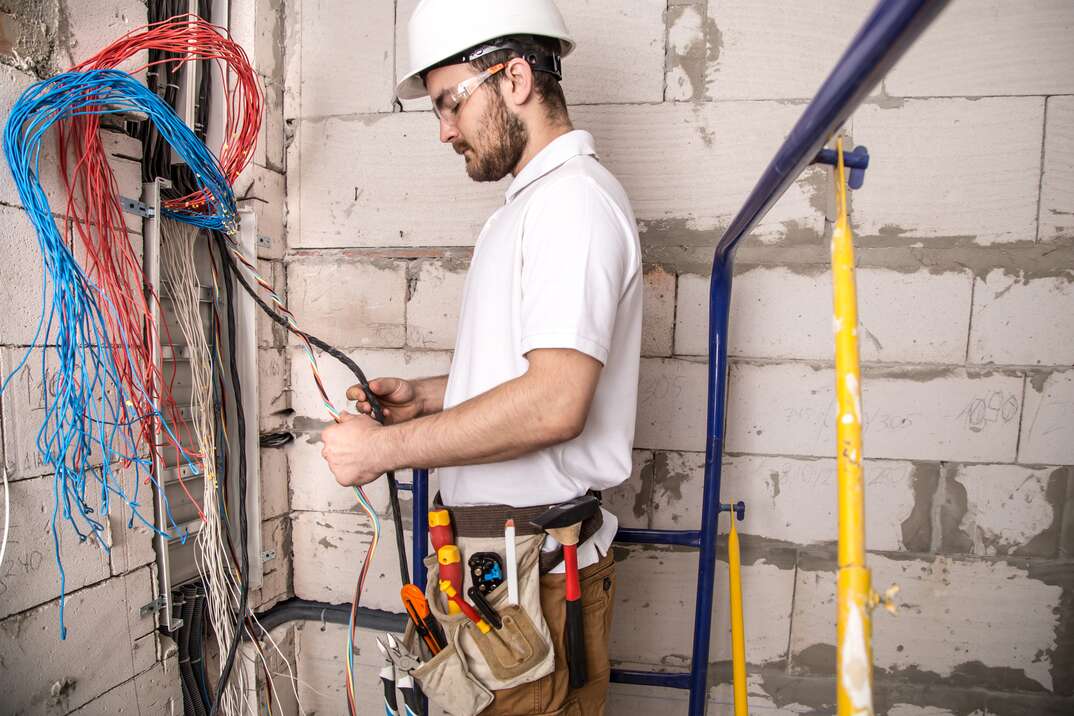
[385,634,426,716]
[375,637,401,716]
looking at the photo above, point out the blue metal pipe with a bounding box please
[686,2,948,713]
[611,670,691,690]
[615,528,702,548]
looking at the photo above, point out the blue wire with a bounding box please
[2,68,240,637]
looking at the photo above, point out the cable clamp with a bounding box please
[140,595,168,618]
[120,195,155,218]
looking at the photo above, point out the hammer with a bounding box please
[531,494,600,689]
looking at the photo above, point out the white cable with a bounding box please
[0,465,10,574]
[162,221,301,716]
[163,221,249,715]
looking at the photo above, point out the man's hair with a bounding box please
[469,36,569,123]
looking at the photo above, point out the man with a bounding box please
[321,1,641,712]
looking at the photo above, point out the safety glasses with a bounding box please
[431,62,507,124]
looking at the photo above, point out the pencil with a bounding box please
[505,518,518,606]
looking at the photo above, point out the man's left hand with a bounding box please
[321,411,388,487]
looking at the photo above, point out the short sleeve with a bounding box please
[519,176,635,365]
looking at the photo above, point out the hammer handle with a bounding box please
[563,544,587,688]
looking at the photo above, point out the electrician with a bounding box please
[321,1,642,712]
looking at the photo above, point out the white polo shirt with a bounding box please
[437,130,642,570]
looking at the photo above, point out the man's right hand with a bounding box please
[347,378,424,425]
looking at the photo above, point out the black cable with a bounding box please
[216,235,412,586]
[207,231,249,716]
[259,430,295,448]
[190,585,212,711]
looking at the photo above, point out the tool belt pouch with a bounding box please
[411,532,553,712]
[409,629,494,716]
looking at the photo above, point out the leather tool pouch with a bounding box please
[407,496,603,715]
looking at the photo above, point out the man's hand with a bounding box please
[321,412,389,487]
[347,378,423,425]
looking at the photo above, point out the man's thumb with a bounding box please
[370,378,393,395]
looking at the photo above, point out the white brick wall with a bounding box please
[407,260,467,350]
[885,0,1074,97]
[726,362,1025,463]
[635,357,707,452]
[969,269,1074,366]
[287,0,396,118]
[574,102,826,240]
[676,267,973,363]
[1039,96,1074,242]
[288,112,505,249]
[790,553,1064,691]
[1019,370,1074,465]
[851,97,1045,244]
[286,254,407,348]
[0,567,158,714]
[702,0,872,100]
[952,464,1059,557]
[642,266,675,357]
[291,510,409,612]
[650,452,920,552]
[0,208,50,348]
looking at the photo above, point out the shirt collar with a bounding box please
[505,129,598,201]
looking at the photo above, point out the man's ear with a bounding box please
[503,57,535,108]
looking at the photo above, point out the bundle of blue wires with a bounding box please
[1,68,239,637]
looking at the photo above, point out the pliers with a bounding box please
[375,637,401,716]
[384,633,426,716]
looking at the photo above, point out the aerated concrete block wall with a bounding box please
[0,0,290,712]
[280,1,1074,714]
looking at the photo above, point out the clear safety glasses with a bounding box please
[431,62,507,124]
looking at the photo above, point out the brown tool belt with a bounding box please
[432,492,604,574]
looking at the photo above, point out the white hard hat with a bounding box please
[396,0,575,100]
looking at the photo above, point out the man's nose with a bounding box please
[439,115,459,144]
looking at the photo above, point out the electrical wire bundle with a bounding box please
[0,67,243,637]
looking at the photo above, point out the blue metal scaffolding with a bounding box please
[401,1,950,713]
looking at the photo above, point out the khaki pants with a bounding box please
[480,552,616,715]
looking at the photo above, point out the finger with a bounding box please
[336,411,357,423]
[346,385,365,401]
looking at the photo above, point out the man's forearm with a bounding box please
[414,374,449,416]
[379,372,579,471]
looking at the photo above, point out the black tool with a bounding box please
[467,586,503,630]
[468,552,505,595]
[532,494,600,689]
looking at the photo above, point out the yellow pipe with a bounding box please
[728,512,748,716]
[831,138,874,716]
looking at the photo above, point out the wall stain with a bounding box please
[938,465,974,554]
[1022,559,1074,697]
[1013,467,1067,559]
[900,462,938,553]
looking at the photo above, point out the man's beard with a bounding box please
[455,91,528,182]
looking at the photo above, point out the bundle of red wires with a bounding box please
[54,14,262,513]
